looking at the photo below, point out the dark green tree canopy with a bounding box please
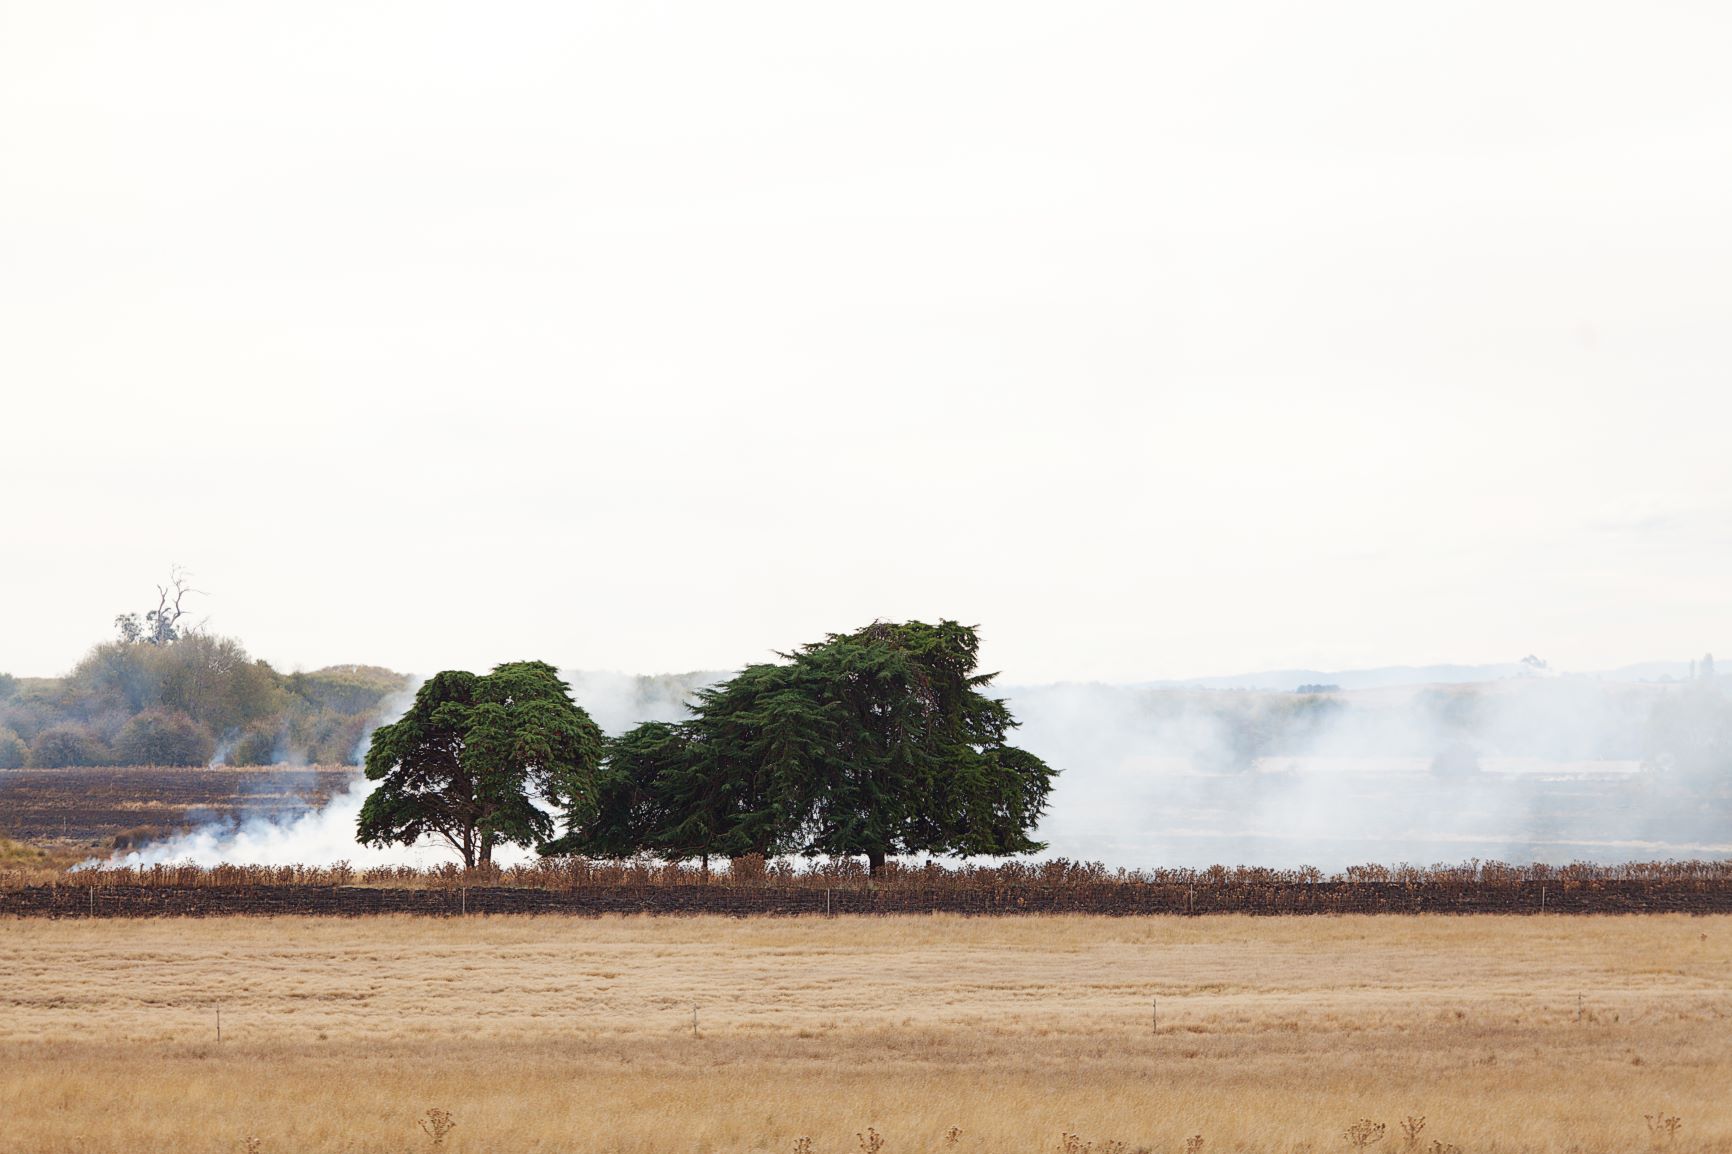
[359,661,603,867]
[546,621,1057,874]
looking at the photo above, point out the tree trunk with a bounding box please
[867,849,886,877]
[479,832,495,867]
[461,829,476,870]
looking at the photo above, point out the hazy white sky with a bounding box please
[4,3,1730,682]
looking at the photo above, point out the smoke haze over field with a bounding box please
[111,670,727,867]
[1010,679,1730,869]
[110,665,1732,870]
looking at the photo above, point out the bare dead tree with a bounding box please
[115,565,206,645]
[150,566,195,643]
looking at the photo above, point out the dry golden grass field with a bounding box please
[2,915,1728,1154]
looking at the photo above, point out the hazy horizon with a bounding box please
[8,627,1720,688]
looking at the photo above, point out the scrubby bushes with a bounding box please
[0,727,26,769]
[71,636,283,736]
[28,724,110,768]
[113,710,215,767]
[3,637,407,768]
[230,726,279,767]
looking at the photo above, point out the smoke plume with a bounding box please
[108,670,721,867]
[106,665,1731,869]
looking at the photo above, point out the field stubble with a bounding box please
[1,915,1728,1154]
[0,765,356,849]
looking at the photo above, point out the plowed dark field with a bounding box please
[0,765,355,850]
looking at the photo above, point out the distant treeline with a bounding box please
[0,640,406,769]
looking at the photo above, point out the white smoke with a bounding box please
[206,734,234,769]
[559,669,726,736]
[106,669,722,867]
[109,678,430,868]
[1011,675,1732,870]
[108,775,477,867]
[102,664,1732,870]
[350,677,422,764]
